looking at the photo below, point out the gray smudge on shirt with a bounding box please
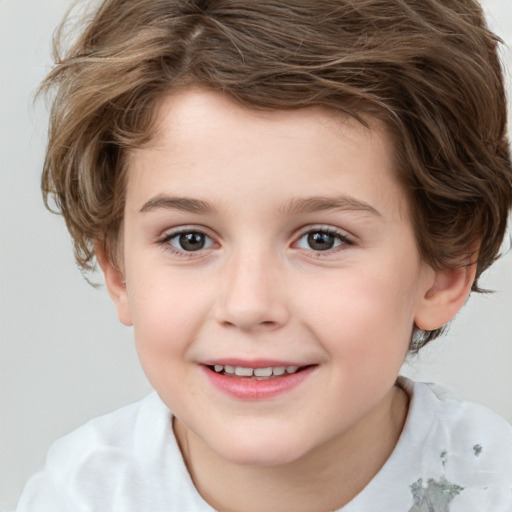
[409,477,464,512]
[473,444,483,457]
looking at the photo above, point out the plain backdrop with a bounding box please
[1,0,511,510]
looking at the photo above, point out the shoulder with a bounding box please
[16,393,212,511]
[403,378,512,454]
[45,392,172,470]
[345,379,512,511]
[400,378,512,508]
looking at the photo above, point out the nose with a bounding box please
[215,250,290,332]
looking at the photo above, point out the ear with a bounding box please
[414,263,476,331]
[94,240,133,326]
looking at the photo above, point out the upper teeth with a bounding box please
[213,365,299,377]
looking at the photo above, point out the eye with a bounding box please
[164,230,215,252]
[295,229,352,252]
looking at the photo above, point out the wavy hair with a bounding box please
[39,0,511,349]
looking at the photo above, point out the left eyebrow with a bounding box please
[139,195,216,214]
[280,195,381,217]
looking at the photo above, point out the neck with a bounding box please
[174,383,409,512]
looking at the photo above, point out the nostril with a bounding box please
[218,319,282,334]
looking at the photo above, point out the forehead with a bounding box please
[147,88,384,155]
[125,88,408,220]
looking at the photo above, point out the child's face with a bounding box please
[111,88,438,466]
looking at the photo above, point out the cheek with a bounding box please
[297,263,419,356]
[127,271,214,402]
[126,267,213,353]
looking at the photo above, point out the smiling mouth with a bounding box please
[206,364,311,380]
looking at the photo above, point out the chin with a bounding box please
[211,431,309,467]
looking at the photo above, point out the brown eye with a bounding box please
[167,231,214,252]
[307,231,336,251]
[179,233,205,251]
[295,228,352,252]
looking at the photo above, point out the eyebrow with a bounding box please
[139,193,381,217]
[280,195,381,217]
[139,195,216,214]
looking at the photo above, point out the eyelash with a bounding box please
[294,226,355,256]
[158,228,215,258]
[157,226,355,257]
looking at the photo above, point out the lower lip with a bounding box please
[201,365,316,400]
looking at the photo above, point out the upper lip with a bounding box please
[200,358,312,368]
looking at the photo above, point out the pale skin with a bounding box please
[96,88,475,512]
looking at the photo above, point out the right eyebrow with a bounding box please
[139,195,216,214]
[280,195,381,217]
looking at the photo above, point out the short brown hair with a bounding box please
[39,0,511,348]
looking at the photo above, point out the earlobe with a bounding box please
[414,263,476,331]
[94,240,133,327]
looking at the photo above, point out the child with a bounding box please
[17,0,512,510]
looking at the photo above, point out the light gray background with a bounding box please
[1,0,511,510]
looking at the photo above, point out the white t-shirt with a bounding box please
[17,378,512,512]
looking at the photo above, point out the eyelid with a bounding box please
[294,224,354,240]
[155,224,355,258]
[157,225,218,256]
[158,222,216,239]
[292,225,355,252]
